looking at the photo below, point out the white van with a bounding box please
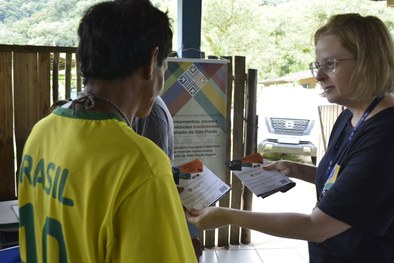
[257,86,326,164]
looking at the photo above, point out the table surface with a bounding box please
[0,200,19,228]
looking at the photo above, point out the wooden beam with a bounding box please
[0,44,76,53]
[388,0,394,7]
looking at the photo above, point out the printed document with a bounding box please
[227,153,295,198]
[173,159,231,210]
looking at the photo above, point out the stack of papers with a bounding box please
[173,159,231,210]
[227,153,295,198]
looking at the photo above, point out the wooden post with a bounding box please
[52,52,60,103]
[65,52,72,99]
[317,104,344,163]
[241,69,258,244]
[217,56,233,247]
[14,53,38,169]
[230,56,246,245]
[76,56,82,93]
[0,52,16,200]
[38,52,51,116]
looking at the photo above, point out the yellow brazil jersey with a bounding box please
[18,108,197,263]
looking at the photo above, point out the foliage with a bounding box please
[0,0,103,46]
[202,0,394,79]
[1,0,393,80]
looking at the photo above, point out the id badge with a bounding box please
[321,163,341,198]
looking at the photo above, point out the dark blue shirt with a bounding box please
[310,108,394,262]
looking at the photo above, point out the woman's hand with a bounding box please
[263,160,294,177]
[187,207,229,230]
[263,160,316,183]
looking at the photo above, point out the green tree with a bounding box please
[202,0,394,79]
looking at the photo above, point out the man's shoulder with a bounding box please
[150,97,173,122]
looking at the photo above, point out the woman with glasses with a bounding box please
[187,13,394,262]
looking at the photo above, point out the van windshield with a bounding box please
[257,86,326,120]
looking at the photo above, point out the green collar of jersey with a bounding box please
[53,107,126,124]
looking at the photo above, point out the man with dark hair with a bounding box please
[18,1,197,262]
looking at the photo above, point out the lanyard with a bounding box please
[319,96,383,200]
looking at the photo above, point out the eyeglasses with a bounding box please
[309,57,356,78]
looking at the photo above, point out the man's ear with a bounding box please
[143,46,159,79]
